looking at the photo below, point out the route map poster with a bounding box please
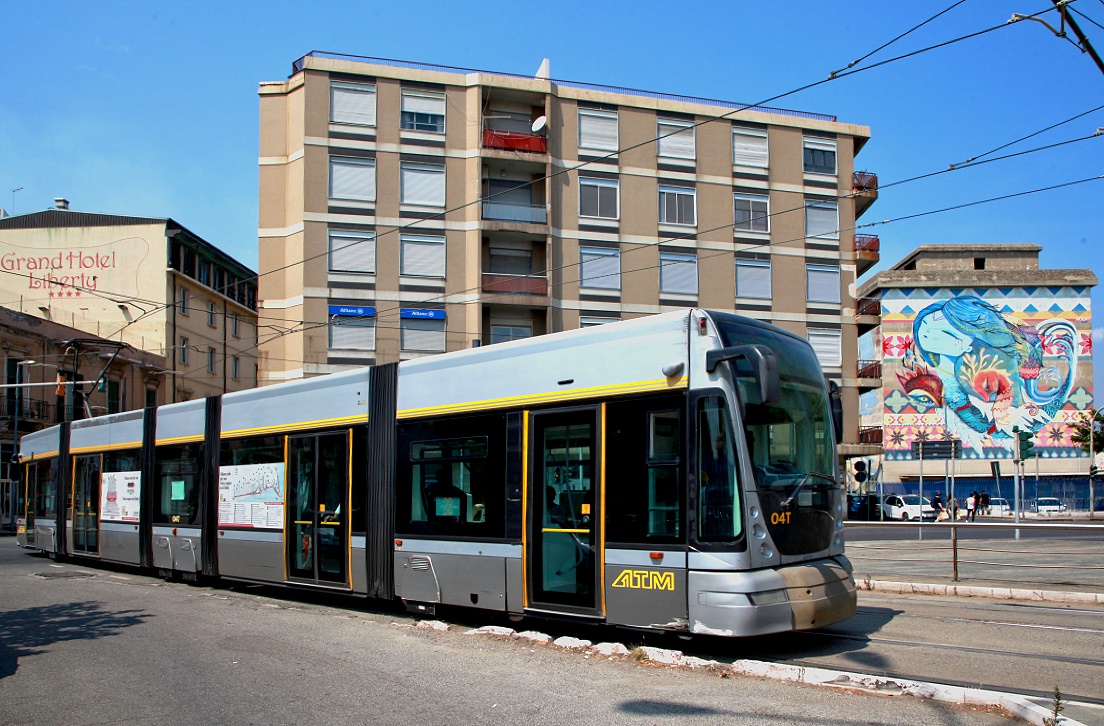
[218,463,285,528]
[100,471,141,523]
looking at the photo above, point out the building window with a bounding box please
[400,162,445,207]
[400,235,446,278]
[807,328,842,368]
[207,348,216,373]
[578,108,618,152]
[657,118,695,160]
[488,244,532,275]
[806,264,841,304]
[329,230,376,274]
[579,177,619,219]
[579,247,620,290]
[207,301,217,327]
[659,253,697,295]
[732,126,768,168]
[733,193,769,233]
[735,259,772,299]
[179,337,189,365]
[580,316,619,327]
[490,324,532,345]
[805,200,839,240]
[231,314,240,338]
[401,318,446,352]
[178,288,189,315]
[658,186,696,226]
[331,81,377,127]
[329,156,376,202]
[329,316,376,351]
[401,90,445,133]
[803,136,837,175]
[231,356,240,380]
[198,261,210,286]
[974,257,986,270]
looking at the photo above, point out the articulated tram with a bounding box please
[14,310,856,636]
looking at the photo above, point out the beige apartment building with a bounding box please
[257,52,880,443]
[0,203,260,402]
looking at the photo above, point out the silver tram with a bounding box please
[14,310,856,636]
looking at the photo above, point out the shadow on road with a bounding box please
[0,600,150,680]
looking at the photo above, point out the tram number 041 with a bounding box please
[769,511,792,525]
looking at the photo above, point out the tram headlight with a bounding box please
[747,589,789,606]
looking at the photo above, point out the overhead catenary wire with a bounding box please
[829,0,971,77]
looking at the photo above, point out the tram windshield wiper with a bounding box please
[780,471,836,509]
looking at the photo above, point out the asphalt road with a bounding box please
[0,540,1095,725]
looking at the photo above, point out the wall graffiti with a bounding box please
[881,288,1093,461]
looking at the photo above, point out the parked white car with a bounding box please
[987,497,1014,516]
[1030,497,1068,515]
[881,494,937,521]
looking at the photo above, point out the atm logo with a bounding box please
[612,569,675,591]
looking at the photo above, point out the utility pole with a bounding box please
[1051,0,1104,75]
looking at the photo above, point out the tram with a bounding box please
[14,309,856,637]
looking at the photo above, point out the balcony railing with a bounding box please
[857,297,881,316]
[859,426,883,445]
[482,201,547,224]
[854,234,880,253]
[482,273,548,296]
[854,171,878,193]
[857,359,882,379]
[482,129,547,154]
[1,397,54,421]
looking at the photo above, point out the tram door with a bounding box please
[72,455,101,555]
[287,433,349,585]
[527,408,601,614]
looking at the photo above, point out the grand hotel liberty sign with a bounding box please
[0,237,151,299]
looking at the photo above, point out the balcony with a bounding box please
[853,170,878,219]
[855,296,881,335]
[854,233,880,277]
[2,397,55,422]
[481,273,549,305]
[482,201,547,225]
[859,426,883,445]
[857,359,882,392]
[482,129,547,155]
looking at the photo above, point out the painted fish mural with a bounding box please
[896,295,1077,453]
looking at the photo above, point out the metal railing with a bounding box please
[857,359,882,378]
[858,426,883,445]
[481,273,548,296]
[1,397,54,421]
[853,170,878,192]
[845,520,1104,586]
[856,297,881,316]
[854,233,880,253]
[294,52,837,122]
[482,201,547,224]
[482,129,547,154]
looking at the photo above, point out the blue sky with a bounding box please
[2,0,1102,394]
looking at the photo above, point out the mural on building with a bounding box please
[882,287,1093,461]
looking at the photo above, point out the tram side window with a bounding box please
[697,396,743,541]
[154,444,202,525]
[397,413,507,539]
[33,459,59,518]
[605,394,685,545]
[104,450,141,474]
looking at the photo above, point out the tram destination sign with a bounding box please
[910,440,962,460]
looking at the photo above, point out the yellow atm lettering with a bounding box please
[612,569,675,591]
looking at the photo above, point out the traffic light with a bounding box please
[1014,426,1036,461]
[853,460,868,484]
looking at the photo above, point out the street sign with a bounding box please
[910,440,961,460]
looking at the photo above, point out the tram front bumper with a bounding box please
[688,558,856,637]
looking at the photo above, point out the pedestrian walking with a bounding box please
[980,490,990,516]
[967,491,978,522]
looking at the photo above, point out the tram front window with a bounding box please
[714,317,837,556]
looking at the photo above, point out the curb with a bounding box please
[454,624,1081,726]
[859,578,1104,605]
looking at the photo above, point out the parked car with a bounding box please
[987,497,1014,516]
[847,493,882,521]
[1029,497,1068,515]
[881,494,937,521]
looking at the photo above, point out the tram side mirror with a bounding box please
[828,379,843,445]
[705,344,780,406]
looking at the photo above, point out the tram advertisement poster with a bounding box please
[100,471,141,523]
[218,463,285,528]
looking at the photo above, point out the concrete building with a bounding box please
[257,52,880,444]
[0,202,260,402]
[855,244,1097,506]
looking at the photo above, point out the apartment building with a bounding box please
[258,52,880,443]
[0,202,260,402]
[855,244,1097,502]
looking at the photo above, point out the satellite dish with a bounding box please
[531,115,547,134]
